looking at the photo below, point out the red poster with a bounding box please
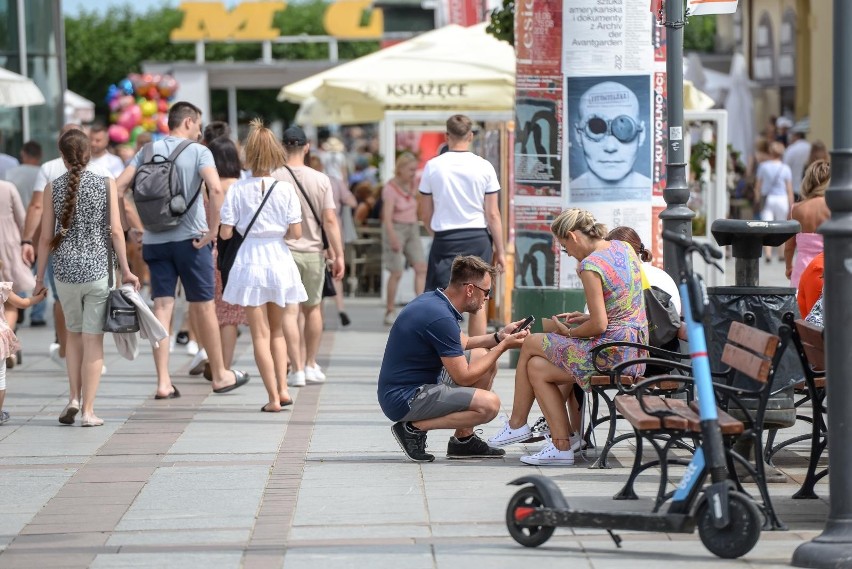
[653,70,667,198]
[516,0,562,76]
[651,205,666,268]
[446,0,485,26]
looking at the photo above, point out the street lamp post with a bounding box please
[659,0,695,280]
[792,1,852,567]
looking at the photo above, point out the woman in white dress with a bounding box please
[219,119,307,412]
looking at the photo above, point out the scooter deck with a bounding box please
[515,508,696,534]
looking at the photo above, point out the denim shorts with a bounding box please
[143,239,214,302]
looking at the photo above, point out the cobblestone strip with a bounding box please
[242,333,334,569]
[0,384,210,569]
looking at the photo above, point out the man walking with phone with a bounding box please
[377,255,529,462]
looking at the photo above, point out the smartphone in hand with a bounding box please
[513,315,535,333]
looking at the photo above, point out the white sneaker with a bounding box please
[49,343,64,368]
[186,340,199,357]
[520,439,575,466]
[383,311,396,326]
[287,370,306,387]
[487,420,532,447]
[188,349,208,376]
[304,364,326,384]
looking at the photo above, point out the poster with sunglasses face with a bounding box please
[566,75,652,203]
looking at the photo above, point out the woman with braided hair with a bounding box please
[488,209,647,465]
[36,129,140,427]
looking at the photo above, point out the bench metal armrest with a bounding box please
[591,341,689,374]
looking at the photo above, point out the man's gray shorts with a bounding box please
[400,352,474,422]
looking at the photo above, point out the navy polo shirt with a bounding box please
[377,290,465,421]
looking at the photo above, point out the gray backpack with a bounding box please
[131,140,201,232]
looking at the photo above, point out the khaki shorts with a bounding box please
[383,222,425,273]
[292,250,325,307]
[54,277,109,334]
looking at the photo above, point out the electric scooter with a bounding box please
[504,230,764,559]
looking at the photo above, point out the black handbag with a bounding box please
[644,286,681,347]
[102,179,140,333]
[217,181,277,290]
[284,165,337,298]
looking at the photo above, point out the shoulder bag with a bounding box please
[640,266,680,348]
[217,181,277,291]
[283,165,337,297]
[102,178,140,333]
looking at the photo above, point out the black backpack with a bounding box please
[131,140,201,232]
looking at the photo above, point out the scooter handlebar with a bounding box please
[661,230,724,267]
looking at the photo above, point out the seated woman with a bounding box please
[488,209,647,465]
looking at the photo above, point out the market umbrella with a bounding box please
[280,23,515,125]
[0,67,45,108]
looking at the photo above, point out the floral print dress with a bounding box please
[542,240,648,392]
[0,283,20,359]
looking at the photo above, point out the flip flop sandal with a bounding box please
[155,386,181,400]
[213,370,250,394]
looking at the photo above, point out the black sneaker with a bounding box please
[447,433,506,459]
[391,422,434,462]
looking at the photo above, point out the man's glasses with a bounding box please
[577,115,642,143]
[465,282,492,299]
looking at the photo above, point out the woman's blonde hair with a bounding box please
[551,208,607,240]
[243,118,286,174]
[801,160,831,199]
[394,151,418,175]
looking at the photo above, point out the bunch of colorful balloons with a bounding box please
[105,73,179,145]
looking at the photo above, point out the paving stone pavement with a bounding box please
[0,258,828,568]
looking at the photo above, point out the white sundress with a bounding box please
[220,177,308,307]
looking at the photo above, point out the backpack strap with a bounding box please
[142,142,155,163]
[167,139,194,162]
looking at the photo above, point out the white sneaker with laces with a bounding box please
[520,439,575,466]
[287,371,306,387]
[304,364,326,384]
[487,420,532,447]
[383,311,396,326]
[186,340,199,357]
[188,349,208,375]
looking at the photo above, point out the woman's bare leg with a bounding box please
[527,356,577,451]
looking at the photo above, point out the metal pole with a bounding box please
[792,1,852,566]
[659,0,694,280]
[227,86,238,142]
[17,0,30,141]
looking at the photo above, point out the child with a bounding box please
[0,278,48,424]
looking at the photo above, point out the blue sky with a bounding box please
[62,0,244,16]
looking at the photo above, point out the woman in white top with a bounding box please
[754,141,794,262]
[219,119,307,412]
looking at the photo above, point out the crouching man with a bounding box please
[377,255,529,462]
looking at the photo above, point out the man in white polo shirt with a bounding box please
[419,114,505,337]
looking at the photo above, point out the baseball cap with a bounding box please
[282,125,307,146]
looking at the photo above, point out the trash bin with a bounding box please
[707,219,803,430]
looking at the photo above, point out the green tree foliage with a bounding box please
[486,0,514,46]
[65,1,379,123]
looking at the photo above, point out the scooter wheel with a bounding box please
[697,491,762,559]
[506,486,555,547]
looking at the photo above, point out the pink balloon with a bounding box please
[157,114,169,134]
[118,109,137,130]
[108,124,130,143]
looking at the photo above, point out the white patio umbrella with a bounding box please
[280,23,515,125]
[724,53,756,163]
[0,67,45,108]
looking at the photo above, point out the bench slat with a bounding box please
[795,319,825,371]
[727,321,778,358]
[615,395,743,435]
[721,344,772,382]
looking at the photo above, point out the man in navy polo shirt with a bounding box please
[378,255,529,462]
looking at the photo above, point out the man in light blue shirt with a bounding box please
[117,102,249,398]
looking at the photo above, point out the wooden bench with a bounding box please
[611,320,790,530]
[772,319,827,499]
[586,342,696,469]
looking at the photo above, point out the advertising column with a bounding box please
[561,1,665,286]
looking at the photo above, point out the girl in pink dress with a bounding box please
[0,278,47,424]
[786,160,831,288]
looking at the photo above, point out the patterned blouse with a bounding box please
[51,170,110,284]
[542,240,648,391]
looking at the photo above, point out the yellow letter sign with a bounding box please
[171,1,287,42]
[324,0,384,39]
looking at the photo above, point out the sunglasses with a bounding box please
[465,282,492,299]
[577,115,642,143]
